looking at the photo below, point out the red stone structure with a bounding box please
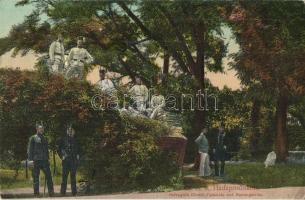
[157,127,187,167]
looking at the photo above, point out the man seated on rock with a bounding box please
[148,89,165,120]
[97,69,116,96]
[129,77,148,113]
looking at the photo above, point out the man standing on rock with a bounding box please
[49,34,65,74]
[27,123,54,197]
[57,125,81,196]
[66,37,94,80]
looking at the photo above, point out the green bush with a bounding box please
[0,69,182,192]
[81,113,182,193]
[288,125,305,150]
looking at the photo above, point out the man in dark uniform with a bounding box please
[57,125,81,196]
[213,123,228,177]
[27,124,54,196]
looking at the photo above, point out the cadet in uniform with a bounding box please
[49,34,65,74]
[129,77,149,112]
[213,123,228,177]
[57,125,81,196]
[66,37,94,80]
[195,128,211,177]
[97,69,116,96]
[149,90,165,119]
[27,124,54,196]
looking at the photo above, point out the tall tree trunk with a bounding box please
[192,62,205,168]
[275,91,289,162]
[250,99,261,155]
[162,53,169,86]
[193,64,206,134]
[193,27,206,134]
[192,26,206,167]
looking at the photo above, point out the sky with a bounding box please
[0,0,242,90]
[0,0,34,38]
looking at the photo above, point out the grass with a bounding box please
[0,153,82,190]
[0,168,69,190]
[225,163,305,188]
[182,162,305,190]
[1,162,305,191]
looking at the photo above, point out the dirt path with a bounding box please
[1,184,304,199]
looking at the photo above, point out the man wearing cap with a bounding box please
[195,128,211,177]
[57,125,81,196]
[27,124,54,196]
[213,123,228,177]
[149,89,165,119]
[129,77,148,112]
[97,69,116,96]
[66,38,94,80]
[49,34,65,74]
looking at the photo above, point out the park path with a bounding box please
[1,184,305,199]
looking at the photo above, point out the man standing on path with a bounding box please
[27,123,54,197]
[213,123,228,177]
[57,125,81,196]
[195,128,211,177]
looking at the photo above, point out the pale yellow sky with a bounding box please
[0,49,241,90]
[0,1,241,90]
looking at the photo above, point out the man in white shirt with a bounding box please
[97,69,116,96]
[49,34,65,74]
[149,90,165,119]
[65,38,94,80]
[129,77,148,112]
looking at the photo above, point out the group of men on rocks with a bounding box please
[97,68,166,120]
[26,34,168,197]
[49,34,166,119]
[48,34,94,79]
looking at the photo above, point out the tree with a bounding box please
[117,1,228,136]
[0,1,160,86]
[228,1,305,161]
[0,69,102,171]
[0,0,229,142]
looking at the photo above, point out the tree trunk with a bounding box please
[162,53,170,86]
[250,99,261,155]
[191,62,205,168]
[275,91,289,162]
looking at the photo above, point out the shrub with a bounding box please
[81,113,182,192]
[0,69,182,192]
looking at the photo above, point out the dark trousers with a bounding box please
[214,149,226,176]
[33,160,54,195]
[61,159,77,195]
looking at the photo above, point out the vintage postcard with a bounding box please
[0,0,304,199]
